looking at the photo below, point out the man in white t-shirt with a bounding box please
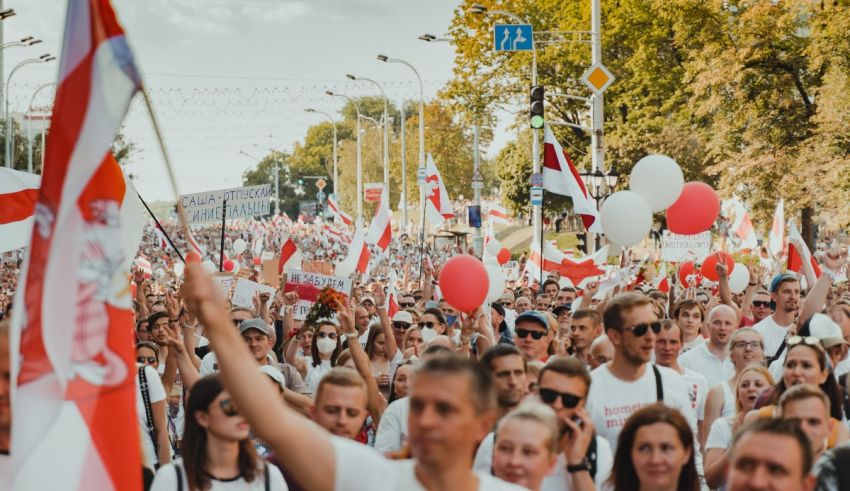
[753,273,800,360]
[585,293,697,454]
[655,320,708,436]
[678,304,735,388]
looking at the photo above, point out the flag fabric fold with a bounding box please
[787,220,821,278]
[365,186,392,253]
[335,223,370,278]
[542,125,602,233]
[488,204,511,225]
[526,241,608,287]
[327,195,353,227]
[424,154,454,226]
[0,168,41,253]
[278,232,303,274]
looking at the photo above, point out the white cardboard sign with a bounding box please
[231,278,277,309]
[180,184,272,224]
[661,231,711,262]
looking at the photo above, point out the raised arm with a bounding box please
[716,258,740,318]
[180,262,336,491]
[371,283,397,360]
[164,323,200,391]
[797,249,847,328]
[338,299,387,425]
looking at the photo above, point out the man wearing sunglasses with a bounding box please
[514,311,553,362]
[586,293,697,455]
[746,290,773,325]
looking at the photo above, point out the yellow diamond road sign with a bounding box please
[581,63,615,95]
[316,178,326,190]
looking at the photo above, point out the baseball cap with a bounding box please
[770,273,799,293]
[360,294,376,305]
[515,310,550,331]
[258,365,285,391]
[552,304,571,317]
[808,313,848,349]
[391,311,414,324]
[239,318,271,337]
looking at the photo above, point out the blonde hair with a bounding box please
[735,364,774,414]
[495,401,560,455]
[779,383,830,414]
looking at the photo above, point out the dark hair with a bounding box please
[310,322,341,368]
[542,279,559,291]
[603,293,653,332]
[672,299,704,322]
[364,323,386,360]
[609,404,699,491]
[768,343,844,420]
[415,354,495,413]
[480,344,527,374]
[730,418,813,477]
[421,307,447,326]
[660,319,683,343]
[389,360,418,404]
[538,356,591,394]
[147,311,170,327]
[135,342,161,363]
[183,375,260,491]
[421,343,451,357]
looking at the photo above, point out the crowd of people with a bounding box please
[2,213,850,491]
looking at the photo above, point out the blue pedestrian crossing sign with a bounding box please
[494,24,533,52]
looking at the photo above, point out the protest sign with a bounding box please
[262,259,280,288]
[302,261,334,275]
[661,231,711,262]
[231,278,277,309]
[212,274,235,297]
[179,184,272,224]
[501,261,520,280]
[364,183,383,202]
[284,269,353,320]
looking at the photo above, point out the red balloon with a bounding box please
[497,248,511,265]
[223,259,235,272]
[700,252,735,281]
[666,182,720,235]
[438,254,489,313]
[677,261,696,286]
[253,257,262,266]
[185,251,202,264]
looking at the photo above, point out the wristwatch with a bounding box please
[566,458,590,474]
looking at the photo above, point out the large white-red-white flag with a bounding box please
[11,1,144,489]
[278,232,303,274]
[424,153,454,225]
[0,168,41,253]
[335,223,371,278]
[488,204,511,225]
[787,220,821,278]
[768,199,784,257]
[542,125,602,233]
[366,186,392,253]
[654,262,671,293]
[525,241,608,287]
[327,195,353,227]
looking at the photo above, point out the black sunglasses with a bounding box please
[137,356,157,365]
[393,322,411,330]
[515,328,547,340]
[317,331,338,340]
[539,388,582,408]
[622,321,662,337]
[219,398,240,417]
[421,321,438,329]
[752,301,771,308]
[399,302,415,308]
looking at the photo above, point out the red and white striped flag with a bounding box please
[152,224,168,249]
[768,199,784,257]
[654,262,670,293]
[542,125,602,233]
[787,220,821,278]
[526,241,608,287]
[11,1,144,488]
[727,199,758,251]
[424,154,454,225]
[0,168,41,253]
[135,255,153,278]
[366,186,392,253]
[278,232,303,274]
[336,223,370,278]
[488,204,511,225]
[386,271,400,318]
[186,227,206,258]
[327,195,353,227]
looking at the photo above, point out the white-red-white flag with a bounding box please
[386,271,400,318]
[11,1,143,488]
[424,153,454,225]
[542,125,602,233]
[366,186,392,252]
[0,168,40,253]
[186,227,206,258]
[278,232,303,274]
[488,204,511,225]
[726,199,759,251]
[336,223,370,278]
[654,262,670,293]
[787,220,821,278]
[327,195,353,227]
[526,241,608,287]
[768,199,785,257]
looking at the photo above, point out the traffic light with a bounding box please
[530,85,545,129]
[576,232,587,254]
[297,173,305,186]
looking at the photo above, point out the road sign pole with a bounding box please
[401,102,408,232]
[531,46,542,250]
[589,0,603,253]
[472,124,483,256]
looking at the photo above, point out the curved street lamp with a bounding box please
[345,74,390,195]
[26,81,55,173]
[326,90,363,222]
[6,54,55,168]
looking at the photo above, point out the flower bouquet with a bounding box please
[304,286,347,326]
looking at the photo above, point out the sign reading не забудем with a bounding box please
[180,184,272,224]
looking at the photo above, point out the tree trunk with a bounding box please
[801,206,815,252]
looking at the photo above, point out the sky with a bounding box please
[4,0,514,202]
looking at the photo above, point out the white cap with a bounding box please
[391,310,414,324]
[258,365,285,391]
[809,313,847,349]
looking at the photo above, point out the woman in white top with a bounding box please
[701,328,764,447]
[151,374,287,490]
[305,322,342,394]
[491,403,560,491]
[704,365,774,490]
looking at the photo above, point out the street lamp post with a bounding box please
[26,82,55,173]
[346,74,390,196]
[5,54,55,168]
[305,108,338,199]
[377,54,425,245]
[0,33,41,120]
[327,90,363,223]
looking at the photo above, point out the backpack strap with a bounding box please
[767,338,787,366]
[586,434,598,480]
[652,364,663,401]
[175,462,183,491]
[139,366,159,462]
[833,444,850,489]
[264,462,270,491]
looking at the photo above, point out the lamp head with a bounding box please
[21,36,33,42]
[325,90,335,96]
[39,53,51,60]
[418,34,436,42]
[0,9,15,19]
[305,108,316,113]
[27,39,42,46]
[345,74,356,80]
[376,54,389,62]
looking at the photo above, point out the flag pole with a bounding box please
[136,190,186,263]
[539,190,544,284]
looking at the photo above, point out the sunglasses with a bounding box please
[787,336,821,349]
[732,340,763,350]
[219,398,240,417]
[393,322,411,330]
[515,328,547,340]
[752,301,771,308]
[316,331,338,340]
[137,356,157,365]
[539,388,582,408]
[622,321,662,337]
[421,321,438,329]
[399,302,415,308]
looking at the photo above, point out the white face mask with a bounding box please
[420,326,437,343]
[316,337,337,355]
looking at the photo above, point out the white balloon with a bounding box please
[600,191,653,247]
[232,238,247,254]
[485,238,502,257]
[629,154,685,212]
[173,262,185,277]
[202,260,216,274]
[483,255,500,267]
[729,263,751,294]
[485,265,506,303]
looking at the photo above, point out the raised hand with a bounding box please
[180,262,229,327]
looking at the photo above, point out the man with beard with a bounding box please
[480,345,528,419]
[679,304,736,388]
[754,274,800,361]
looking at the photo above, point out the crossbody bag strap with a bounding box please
[139,366,159,459]
[264,462,270,491]
[652,364,663,401]
[175,462,183,491]
[587,433,598,480]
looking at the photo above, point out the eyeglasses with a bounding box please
[219,398,240,417]
[732,340,763,350]
[137,356,157,365]
[399,302,415,308]
[539,388,582,408]
[515,328,547,340]
[316,331,338,340]
[622,321,662,337]
[752,301,771,308]
[787,336,821,349]
[393,322,411,330]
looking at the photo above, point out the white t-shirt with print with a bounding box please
[333,436,524,491]
[681,367,709,420]
[151,459,288,491]
[137,364,166,466]
[753,315,792,359]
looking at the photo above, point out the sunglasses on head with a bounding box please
[316,331,338,340]
[515,328,547,340]
[787,335,821,349]
[137,356,157,365]
[622,321,662,337]
[752,301,771,308]
[393,322,411,330]
[218,398,240,417]
[539,388,582,408]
